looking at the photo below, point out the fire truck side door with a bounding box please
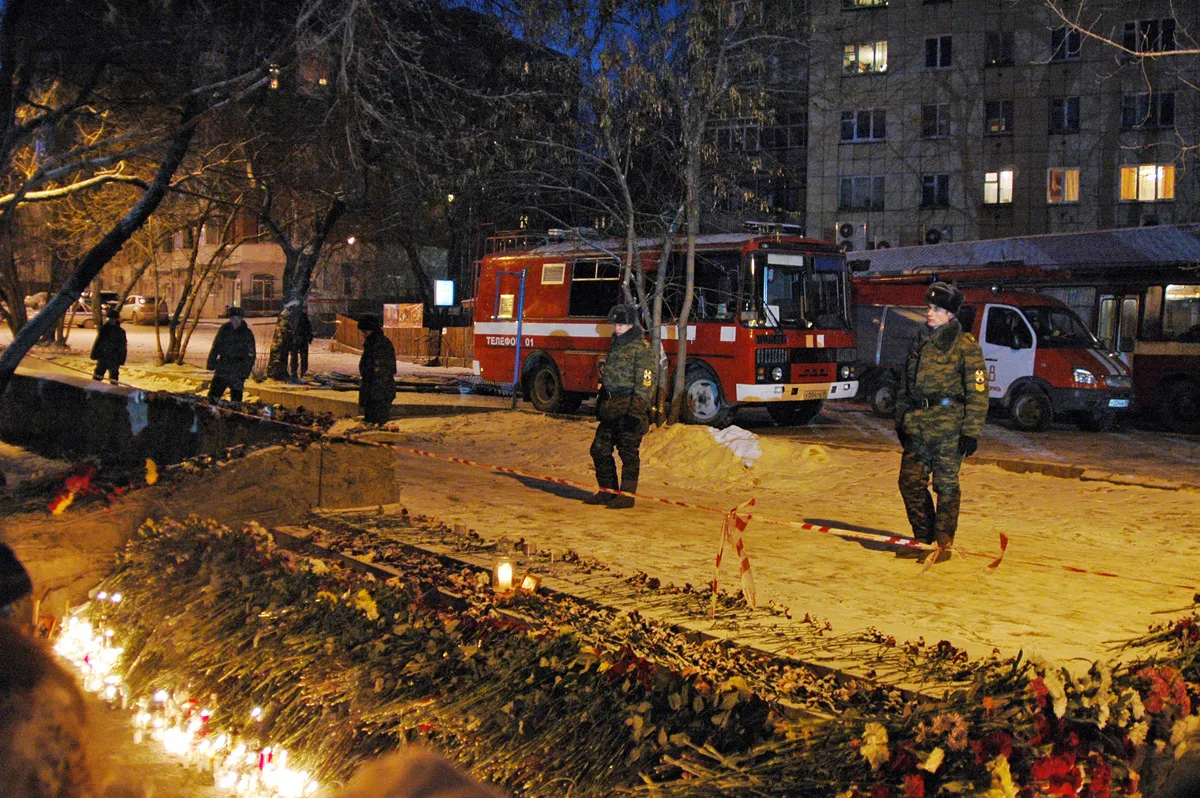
[979,304,1036,401]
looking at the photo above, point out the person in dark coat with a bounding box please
[289,305,314,380]
[358,315,396,424]
[895,282,988,562]
[206,306,257,402]
[587,304,658,510]
[89,308,127,384]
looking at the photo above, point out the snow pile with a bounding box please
[707,425,763,468]
[640,423,757,484]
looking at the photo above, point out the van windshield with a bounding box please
[1022,306,1101,349]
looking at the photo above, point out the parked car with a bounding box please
[71,291,120,326]
[853,281,1133,432]
[120,294,170,325]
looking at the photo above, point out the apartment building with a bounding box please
[805,0,1199,250]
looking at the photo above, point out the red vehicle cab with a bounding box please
[473,229,860,428]
[853,279,1133,431]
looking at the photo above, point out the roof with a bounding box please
[497,231,837,258]
[847,224,1200,275]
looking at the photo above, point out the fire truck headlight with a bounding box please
[770,367,784,382]
[839,365,854,380]
[1072,367,1097,386]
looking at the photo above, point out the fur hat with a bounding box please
[607,304,638,326]
[925,282,964,315]
[357,314,383,332]
[227,305,244,317]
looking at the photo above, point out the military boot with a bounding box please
[583,491,614,505]
[606,495,635,509]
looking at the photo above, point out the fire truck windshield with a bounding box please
[742,252,850,330]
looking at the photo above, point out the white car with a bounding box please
[119,295,170,325]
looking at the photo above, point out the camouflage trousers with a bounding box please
[898,435,964,546]
[590,414,647,493]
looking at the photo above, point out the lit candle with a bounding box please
[494,561,513,592]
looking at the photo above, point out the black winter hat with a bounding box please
[607,304,638,326]
[925,282,964,315]
[227,305,244,317]
[0,543,32,608]
[357,314,383,332]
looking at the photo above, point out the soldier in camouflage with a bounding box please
[586,304,658,510]
[895,282,989,561]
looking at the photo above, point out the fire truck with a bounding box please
[472,229,860,428]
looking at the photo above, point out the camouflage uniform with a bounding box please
[590,327,658,499]
[895,318,988,545]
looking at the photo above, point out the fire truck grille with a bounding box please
[755,333,787,345]
[791,349,839,364]
[755,348,789,366]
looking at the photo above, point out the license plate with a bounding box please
[1108,398,1130,408]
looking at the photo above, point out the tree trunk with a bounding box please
[668,148,700,423]
[0,105,197,397]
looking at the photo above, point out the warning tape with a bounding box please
[21,353,1198,592]
[713,499,757,616]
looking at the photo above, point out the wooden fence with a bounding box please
[331,315,473,368]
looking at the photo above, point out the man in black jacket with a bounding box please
[206,306,257,402]
[358,315,396,424]
[90,308,127,384]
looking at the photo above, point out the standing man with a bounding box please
[290,304,314,380]
[895,282,988,561]
[206,305,257,402]
[89,308,127,384]
[586,303,657,510]
[358,315,396,424]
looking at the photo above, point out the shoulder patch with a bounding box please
[963,332,977,343]
[974,369,988,391]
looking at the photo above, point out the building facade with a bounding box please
[805,0,1199,251]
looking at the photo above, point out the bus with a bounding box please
[472,228,860,428]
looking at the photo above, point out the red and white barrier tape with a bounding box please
[713,498,757,616]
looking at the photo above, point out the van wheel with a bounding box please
[1009,388,1052,432]
[683,364,734,428]
[871,381,897,417]
[527,362,568,413]
[767,400,823,426]
[1160,381,1200,434]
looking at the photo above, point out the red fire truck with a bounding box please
[472,229,860,428]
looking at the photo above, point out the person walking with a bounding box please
[89,308,127,384]
[206,306,257,402]
[586,303,658,510]
[895,282,988,561]
[358,315,396,424]
[289,305,314,380]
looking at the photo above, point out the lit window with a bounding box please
[1120,164,1175,202]
[1050,27,1081,61]
[842,0,887,7]
[840,109,887,142]
[984,100,1014,135]
[984,170,1014,204]
[1047,169,1080,204]
[843,41,888,74]
[926,35,953,68]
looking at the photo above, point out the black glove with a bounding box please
[958,436,978,457]
[896,428,908,448]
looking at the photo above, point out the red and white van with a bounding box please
[853,280,1133,431]
[472,230,860,428]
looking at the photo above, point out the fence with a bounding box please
[331,314,473,367]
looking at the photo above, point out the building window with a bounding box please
[1123,19,1176,53]
[838,175,885,211]
[762,109,806,149]
[727,0,762,28]
[985,32,1014,67]
[713,119,761,151]
[844,41,888,74]
[250,273,276,300]
[840,109,887,142]
[1047,168,1080,204]
[1120,164,1175,202]
[984,170,1014,204]
[925,35,953,68]
[1049,97,1080,133]
[1121,92,1175,129]
[984,100,1014,135]
[1050,26,1082,61]
[843,0,887,7]
[921,103,950,138]
[921,174,950,207]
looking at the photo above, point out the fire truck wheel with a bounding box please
[1160,381,1200,435]
[1009,387,1053,432]
[683,365,734,428]
[527,361,569,413]
[767,400,823,426]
